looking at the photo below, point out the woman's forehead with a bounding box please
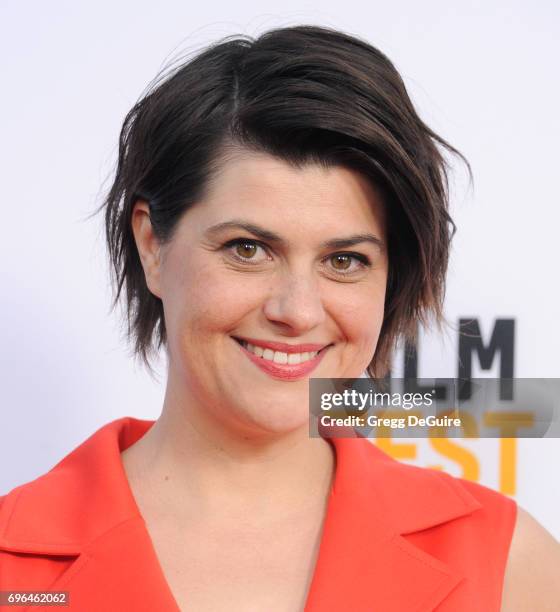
[200,150,386,227]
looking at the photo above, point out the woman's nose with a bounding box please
[262,272,326,333]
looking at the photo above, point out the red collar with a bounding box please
[0,417,482,611]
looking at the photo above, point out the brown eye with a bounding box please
[223,238,270,264]
[326,252,371,276]
[235,242,258,259]
[330,254,352,270]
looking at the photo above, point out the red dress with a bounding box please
[0,417,516,611]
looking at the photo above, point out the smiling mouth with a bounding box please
[231,337,332,365]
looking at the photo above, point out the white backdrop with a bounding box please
[1,1,558,539]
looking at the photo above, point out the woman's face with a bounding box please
[135,150,388,437]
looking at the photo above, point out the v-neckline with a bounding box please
[1,416,484,611]
[120,429,340,612]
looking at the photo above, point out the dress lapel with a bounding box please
[44,516,180,611]
[0,418,482,612]
[0,418,181,611]
[304,429,483,611]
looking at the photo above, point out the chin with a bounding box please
[236,406,309,437]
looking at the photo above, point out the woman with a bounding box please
[1,25,558,612]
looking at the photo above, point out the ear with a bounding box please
[131,200,164,299]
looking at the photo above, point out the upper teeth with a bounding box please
[243,341,319,364]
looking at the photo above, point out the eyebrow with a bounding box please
[204,220,385,250]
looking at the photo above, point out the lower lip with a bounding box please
[233,339,331,381]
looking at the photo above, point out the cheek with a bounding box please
[163,258,259,337]
[352,308,384,352]
[333,285,386,350]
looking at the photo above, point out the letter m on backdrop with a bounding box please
[458,318,515,400]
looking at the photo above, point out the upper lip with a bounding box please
[233,336,332,354]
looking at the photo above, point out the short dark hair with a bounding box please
[96,24,470,378]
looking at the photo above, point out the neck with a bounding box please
[121,379,336,524]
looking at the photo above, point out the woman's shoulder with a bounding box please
[0,416,149,513]
[397,459,517,547]
[0,420,147,535]
[500,504,560,610]
[372,453,560,610]
[426,470,518,557]
[330,438,524,610]
[0,417,150,591]
[445,471,518,525]
[357,438,518,535]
